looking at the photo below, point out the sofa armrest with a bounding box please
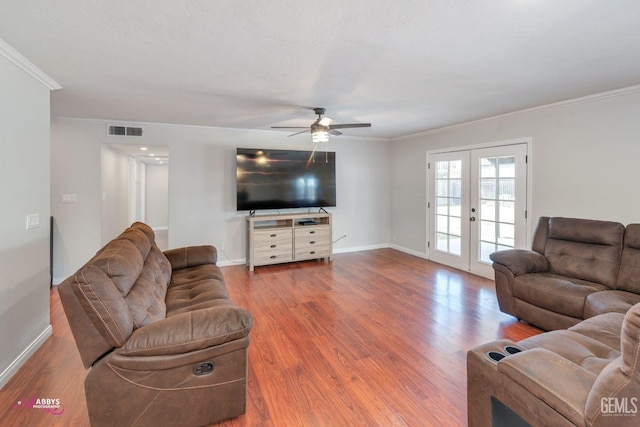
[164,245,217,270]
[118,304,253,357]
[498,348,596,426]
[490,249,549,276]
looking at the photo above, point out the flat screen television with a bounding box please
[236,148,336,211]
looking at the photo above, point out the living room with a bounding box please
[2,2,640,426]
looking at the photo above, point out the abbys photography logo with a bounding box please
[601,397,638,417]
[13,396,64,415]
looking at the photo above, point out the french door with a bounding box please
[428,143,528,278]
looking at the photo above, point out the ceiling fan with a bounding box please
[271,108,371,143]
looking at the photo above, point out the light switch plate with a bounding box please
[62,194,77,203]
[26,214,40,229]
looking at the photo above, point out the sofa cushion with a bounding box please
[70,264,135,348]
[125,248,169,328]
[90,235,147,296]
[118,303,253,357]
[617,224,640,293]
[544,217,624,288]
[518,330,620,376]
[568,312,625,351]
[584,290,640,319]
[166,264,230,315]
[514,273,607,318]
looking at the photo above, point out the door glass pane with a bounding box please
[437,179,448,197]
[477,155,518,263]
[498,157,516,177]
[498,179,515,200]
[499,201,515,224]
[449,179,462,198]
[450,197,462,217]
[480,179,496,199]
[436,197,449,215]
[480,200,495,221]
[434,159,462,256]
[436,214,448,233]
[480,220,496,243]
[436,233,448,251]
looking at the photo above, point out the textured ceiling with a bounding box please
[1,0,640,139]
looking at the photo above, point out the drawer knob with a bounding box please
[270,244,277,248]
[270,255,277,259]
[310,241,316,244]
[270,233,277,237]
[310,230,316,234]
[310,251,316,255]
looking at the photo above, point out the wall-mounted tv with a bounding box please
[236,148,336,211]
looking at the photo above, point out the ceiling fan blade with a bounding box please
[329,129,342,136]
[329,123,372,129]
[271,126,310,129]
[288,129,311,137]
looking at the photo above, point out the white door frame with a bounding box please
[426,138,532,278]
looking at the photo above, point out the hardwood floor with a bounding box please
[0,249,541,426]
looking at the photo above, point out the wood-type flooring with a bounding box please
[0,249,541,426]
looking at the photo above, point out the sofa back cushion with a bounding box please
[60,223,171,366]
[616,224,640,293]
[544,217,624,289]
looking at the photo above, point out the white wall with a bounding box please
[0,48,54,386]
[144,162,169,229]
[390,87,640,256]
[101,145,130,244]
[51,120,390,281]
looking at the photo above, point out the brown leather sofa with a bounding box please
[59,222,253,427]
[490,217,640,331]
[467,301,640,426]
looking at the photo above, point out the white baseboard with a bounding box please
[217,258,246,267]
[0,324,52,389]
[333,243,390,254]
[388,244,428,259]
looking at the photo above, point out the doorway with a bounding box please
[427,142,528,278]
[101,144,169,250]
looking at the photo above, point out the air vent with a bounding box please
[107,125,144,137]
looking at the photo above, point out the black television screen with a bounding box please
[236,148,336,211]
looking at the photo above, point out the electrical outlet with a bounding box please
[26,214,40,230]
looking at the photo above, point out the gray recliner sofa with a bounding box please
[468,302,640,426]
[490,216,640,331]
[59,222,253,427]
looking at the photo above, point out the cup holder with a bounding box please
[486,351,506,362]
[504,345,523,355]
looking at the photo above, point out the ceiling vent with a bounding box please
[107,125,144,137]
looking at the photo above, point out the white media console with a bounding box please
[246,212,332,271]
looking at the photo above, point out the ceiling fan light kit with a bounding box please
[311,125,330,144]
[271,107,371,145]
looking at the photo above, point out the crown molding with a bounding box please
[51,117,388,142]
[392,84,640,142]
[0,38,61,91]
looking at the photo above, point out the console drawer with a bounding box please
[294,226,330,260]
[295,226,330,244]
[252,229,293,265]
